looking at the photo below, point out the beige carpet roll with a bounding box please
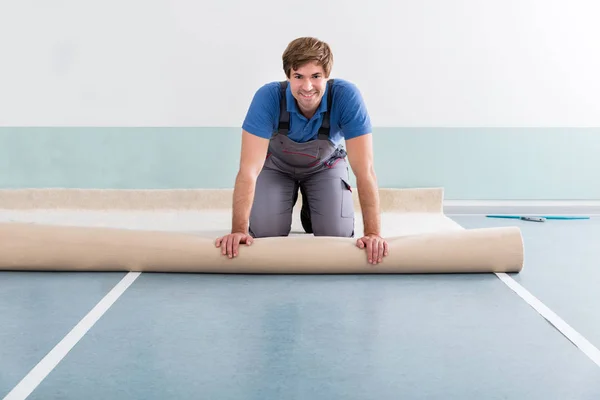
[0,222,523,273]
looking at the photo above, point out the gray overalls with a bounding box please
[248,79,355,238]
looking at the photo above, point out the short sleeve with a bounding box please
[241,83,280,139]
[337,82,372,140]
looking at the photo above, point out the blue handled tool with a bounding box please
[540,216,590,220]
[486,215,590,221]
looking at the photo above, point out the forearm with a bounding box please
[356,171,381,236]
[231,172,257,234]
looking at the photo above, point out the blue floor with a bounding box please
[1,215,600,399]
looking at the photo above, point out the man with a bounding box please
[215,37,388,265]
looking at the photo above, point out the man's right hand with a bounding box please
[215,232,254,258]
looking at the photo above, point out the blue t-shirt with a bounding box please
[242,78,372,145]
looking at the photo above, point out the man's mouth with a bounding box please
[300,92,316,99]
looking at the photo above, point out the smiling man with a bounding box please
[215,37,388,265]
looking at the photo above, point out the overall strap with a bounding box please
[278,81,290,135]
[278,79,335,140]
[317,79,334,140]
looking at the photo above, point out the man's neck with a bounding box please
[298,103,318,120]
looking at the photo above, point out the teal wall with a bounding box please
[2,127,599,200]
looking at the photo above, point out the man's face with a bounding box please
[288,61,328,118]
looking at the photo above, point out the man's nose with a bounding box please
[301,79,313,91]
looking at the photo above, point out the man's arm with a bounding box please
[345,133,381,236]
[231,130,270,233]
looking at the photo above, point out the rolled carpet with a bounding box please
[0,222,523,273]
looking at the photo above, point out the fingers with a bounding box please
[361,236,389,265]
[226,236,235,258]
[232,239,240,258]
[221,236,229,256]
[372,239,381,264]
[365,238,379,264]
[219,234,253,258]
[377,240,385,263]
[367,240,374,264]
[376,239,388,263]
[219,235,235,257]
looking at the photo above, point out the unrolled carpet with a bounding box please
[0,187,524,274]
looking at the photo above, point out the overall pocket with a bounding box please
[340,178,354,218]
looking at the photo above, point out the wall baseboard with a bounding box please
[444,200,600,215]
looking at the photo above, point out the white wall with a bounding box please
[1,0,599,127]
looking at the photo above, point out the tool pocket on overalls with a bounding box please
[340,178,354,218]
[279,139,321,166]
[281,146,320,159]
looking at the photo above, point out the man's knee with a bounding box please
[301,175,355,238]
[248,167,296,238]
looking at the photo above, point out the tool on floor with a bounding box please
[486,215,590,222]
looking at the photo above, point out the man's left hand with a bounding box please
[356,234,389,264]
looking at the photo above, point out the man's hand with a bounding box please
[356,234,388,264]
[215,232,254,258]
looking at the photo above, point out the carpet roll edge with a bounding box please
[0,187,444,213]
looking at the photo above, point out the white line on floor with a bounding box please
[496,272,600,368]
[3,272,141,400]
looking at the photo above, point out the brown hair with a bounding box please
[282,37,334,78]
